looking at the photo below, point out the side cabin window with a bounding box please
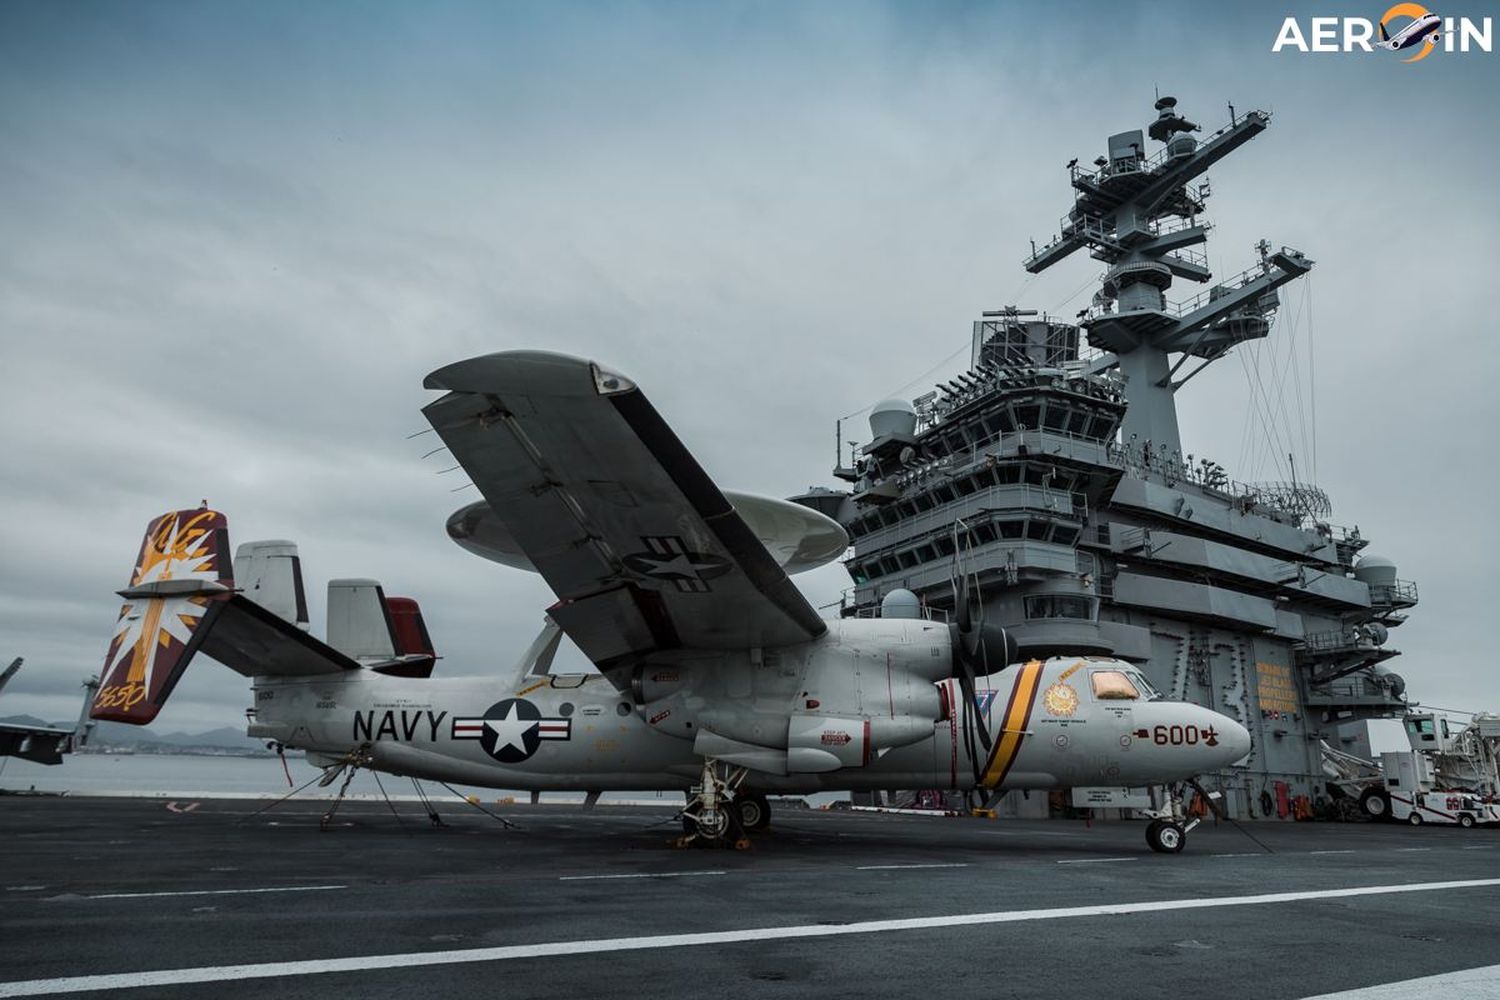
[1406,717,1437,742]
[1091,670,1140,701]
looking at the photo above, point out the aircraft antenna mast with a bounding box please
[1020,96,1314,454]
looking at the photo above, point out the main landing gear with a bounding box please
[677,758,763,849]
[1141,781,1222,854]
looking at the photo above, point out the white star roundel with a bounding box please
[451,698,571,763]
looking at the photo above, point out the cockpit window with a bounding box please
[1091,670,1141,700]
[1126,670,1161,701]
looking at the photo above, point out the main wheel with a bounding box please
[1459,814,1476,829]
[733,793,772,833]
[1146,819,1186,854]
[1407,811,1424,826]
[1359,788,1391,821]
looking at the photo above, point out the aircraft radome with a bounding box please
[92,351,1251,854]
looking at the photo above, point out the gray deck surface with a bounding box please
[3,796,1499,998]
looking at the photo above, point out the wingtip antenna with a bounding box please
[406,427,435,440]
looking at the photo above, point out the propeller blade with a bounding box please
[956,652,993,752]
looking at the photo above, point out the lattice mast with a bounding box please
[1023,97,1313,455]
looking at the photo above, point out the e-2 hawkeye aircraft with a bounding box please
[91,351,1250,853]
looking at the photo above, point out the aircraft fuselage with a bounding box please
[250,619,1250,795]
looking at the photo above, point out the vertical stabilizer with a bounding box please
[386,597,434,658]
[327,582,439,677]
[233,541,309,628]
[0,657,21,697]
[94,508,233,724]
[374,596,438,677]
[327,579,397,661]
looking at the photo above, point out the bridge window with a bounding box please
[1091,670,1141,700]
[1025,595,1093,620]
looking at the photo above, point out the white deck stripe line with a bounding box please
[854,863,969,871]
[1055,857,1136,864]
[1308,850,1356,855]
[81,885,347,900]
[1211,853,1262,858]
[1301,961,1500,998]
[3,879,1499,998]
[557,871,726,881]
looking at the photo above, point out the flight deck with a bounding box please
[3,797,1499,998]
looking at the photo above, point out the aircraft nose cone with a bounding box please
[1211,716,1252,765]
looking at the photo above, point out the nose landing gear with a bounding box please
[1142,780,1222,853]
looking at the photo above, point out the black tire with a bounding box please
[1145,819,1186,854]
[733,794,771,833]
[1407,811,1423,826]
[1359,788,1391,822]
[1459,814,1476,829]
[682,805,730,844]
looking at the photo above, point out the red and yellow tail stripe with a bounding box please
[979,659,1045,789]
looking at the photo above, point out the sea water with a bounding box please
[0,753,684,805]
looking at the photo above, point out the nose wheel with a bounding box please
[1145,819,1186,853]
[1141,781,1218,854]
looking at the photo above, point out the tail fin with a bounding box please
[234,541,309,630]
[0,657,22,697]
[383,597,437,677]
[94,509,233,723]
[327,580,438,677]
[96,510,359,725]
[1380,20,1390,41]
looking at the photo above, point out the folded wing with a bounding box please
[422,351,836,667]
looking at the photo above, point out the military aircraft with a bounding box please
[0,658,96,765]
[91,351,1251,853]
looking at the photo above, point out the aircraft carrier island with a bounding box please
[797,96,1417,821]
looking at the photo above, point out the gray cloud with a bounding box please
[1,1,1496,729]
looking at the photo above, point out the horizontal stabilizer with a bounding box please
[196,595,361,677]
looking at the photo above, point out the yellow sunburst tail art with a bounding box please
[92,507,234,724]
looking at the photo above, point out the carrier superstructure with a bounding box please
[798,97,1417,819]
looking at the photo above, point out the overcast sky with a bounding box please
[2,1,1497,731]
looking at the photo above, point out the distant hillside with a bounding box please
[0,715,266,752]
